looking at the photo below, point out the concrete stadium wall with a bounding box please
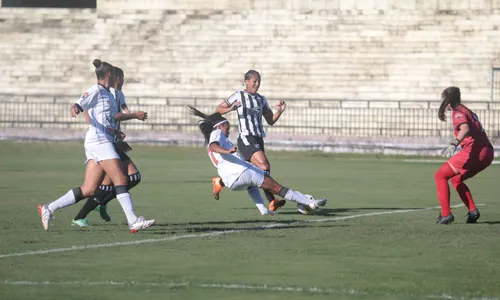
[1,0,500,102]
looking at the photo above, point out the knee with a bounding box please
[80,184,98,198]
[127,172,142,190]
[259,162,270,172]
[450,176,462,189]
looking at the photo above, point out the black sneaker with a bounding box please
[466,208,480,224]
[437,213,455,224]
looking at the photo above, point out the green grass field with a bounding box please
[0,141,499,300]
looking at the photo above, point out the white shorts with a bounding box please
[85,142,120,164]
[229,166,265,191]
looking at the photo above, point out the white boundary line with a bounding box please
[1,280,497,300]
[0,204,471,259]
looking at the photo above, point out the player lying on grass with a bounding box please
[188,105,327,215]
[72,66,145,227]
[435,86,494,224]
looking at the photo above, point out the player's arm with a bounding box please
[216,92,241,115]
[454,123,470,144]
[216,101,241,115]
[208,142,237,154]
[263,100,286,125]
[70,90,98,117]
[115,111,147,121]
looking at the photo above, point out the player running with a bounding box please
[215,70,287,212]
[72,66,146,226]
[189,105,327,215]
[38,59,154,233]
[435,86,494,224]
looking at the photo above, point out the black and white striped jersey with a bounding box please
[225,90,272,138]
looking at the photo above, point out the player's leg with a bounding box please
[255,170,327,209]
[97,155,142,218]
[38,159,104,230]
[99,155,154,232]
[239,136,285,211]
[229,169,272,215]
[72,174,113,225]
[452,146,494,223]
[434,160,459,224]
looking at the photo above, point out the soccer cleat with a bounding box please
[71,218,89,227]
[96,205,111,222]
[308,198,327,210]
[212,177,224,200]
[269,199,286,212]
[38,204,53,231]
[129,216,155,233]
[466,208,480,224]
[436,213,455,224]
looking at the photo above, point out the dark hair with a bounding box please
[188,105,227,145]
[244,70,260,81]
[114,67,124,79]
[438,86,461,121]
[92,59,114,80]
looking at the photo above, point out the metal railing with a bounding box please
[1,94,500,138]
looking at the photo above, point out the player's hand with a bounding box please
[227,146,237,154]
[441,143,458,158]
[70,105,80,117]
[230,101,241,111]
[135,111,148,121]
[117,130,126,141]
[276,100,286,113]
[116,141,132,153]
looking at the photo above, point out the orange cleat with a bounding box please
[212,177,224,200]
[269,199,286,212]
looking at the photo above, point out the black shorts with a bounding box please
[237,135,265,161]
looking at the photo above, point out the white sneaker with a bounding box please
[308,198,327,210]
[129,216,155,233]
[38,204,53,231]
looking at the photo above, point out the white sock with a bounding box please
[48,190,76,213]
[116,192,138,225]
[247,187,269,215]
[284,189,313,206]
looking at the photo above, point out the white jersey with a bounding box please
[225,90,272,138]
[76,84,119,148]
[109,87,128,143]
[208,129,252,188]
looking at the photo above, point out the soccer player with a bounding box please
[215,70,287,212]
[72,66,146,226]
[38,59,154,233]
[189,105,327,215]
[435,86,494,224]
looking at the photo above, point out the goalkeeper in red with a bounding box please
[435,86,494,224]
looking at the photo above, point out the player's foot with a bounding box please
[129,216,155,233]
[466,208,480,224]
[38,204,53,231]
[212,177,223,200]
[308,198,327,210]
[269,199,286,212]
[436,213,455,224]
[71,218,89,227]
[96,205,111,222]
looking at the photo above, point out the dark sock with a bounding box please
[263,170,275,202]
[73,185,113,220]
[220,179,225,187]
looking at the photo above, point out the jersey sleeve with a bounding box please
[261,95,272,114]
[452,110,468,130]
[75,87,99,111]
[118,90,128,111]
[225,91,240,107]
[208,129,223,146]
